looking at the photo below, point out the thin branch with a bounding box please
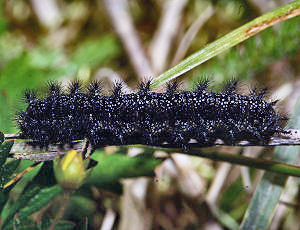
[160,148,300,178]
[48,191,70,230]
[7,139,85,161]
[94,67,134,93]
[206,161,233,204]
[205,201,240,230]
[149,0,188,74]
[30,0,62,29]
[6,129,300,162]
[100,208,117,230]
[239,147,262,193]
[103,0,154,79]
[269,177,299,230]
[3,162,41,189]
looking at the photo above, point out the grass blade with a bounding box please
[151,1,300,88]
[240,97,300,229]
[156,147,300,178]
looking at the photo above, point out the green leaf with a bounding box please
[40,215,76,230]
[0,141,14,166]
[53,221,76,230]
[0,191,8,214]
[28,46,65,69]
[2,185,40,229]
[30,161,56,187]
[0,2,7,35]
[1,162,56,227]
[2,185,62,230]
[0,158,19,214]
[84,151,162,188]
[12,216,37,230]
[0,160,20,188]
[0,130,4,144]
[0,54,47,132]
[66,196,97,220]
[40,215,51,230]
[240,97,300,229]
[71,35,120,68]
[17,185,62,219]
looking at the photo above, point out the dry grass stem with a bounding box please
[171,4,215,66]
[100,208,117,230]
[149,0,188,73]
[103,0,154,79]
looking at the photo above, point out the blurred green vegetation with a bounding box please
[0,34,121,132]
[0,0,299,229]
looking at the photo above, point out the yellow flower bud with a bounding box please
[54,150,86,190]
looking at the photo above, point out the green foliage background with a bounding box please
[0,0,299,229]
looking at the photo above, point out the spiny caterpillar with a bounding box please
[17,80,285,150]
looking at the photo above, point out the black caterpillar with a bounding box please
[17,80,284,150]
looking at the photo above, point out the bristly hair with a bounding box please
[18,79,285,150]
[112,81,123,97]
[88,81,102,96]
[47,81,61,96]
[196,79,209,92]
[166,81,179,95]
[138,81,151,94]
[24,90,36,104]
[223,80,238,94]
[68,80,83,94]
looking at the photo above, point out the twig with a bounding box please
[171,4,215,66]
[100,208,117,230]
[48,190,70,230]
[8,141,84,161]
[149,0,188,73]
[12,151,66,161]
[94,67,134,93]
[6,133,300,177]
[206,161,233,204]
[160,148,300,177]
[30,0,62,29]
[206,201,240,230]
[269,177,299,230]
[103,0,154,79]
[3,162,41,189]
[6,129,300,162]
[239,147,263,193]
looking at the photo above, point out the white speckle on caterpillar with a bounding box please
[18,80,285,150]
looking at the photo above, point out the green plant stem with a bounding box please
[151,1,300,89]
[240,98,300,229]
[154,147,300,177]
[48,190,70,230]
